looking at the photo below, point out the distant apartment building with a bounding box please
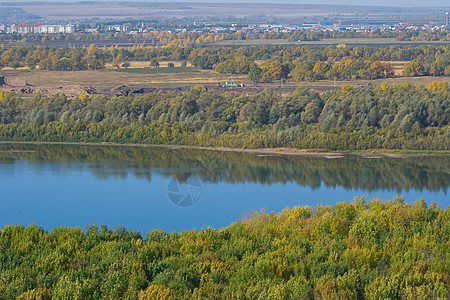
[6,24,41,34]
[105,25,130,33]
[6,24,75,34]
[40,25,75,34]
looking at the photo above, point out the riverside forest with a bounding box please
[0,82,448,150]
[0,11,449,300]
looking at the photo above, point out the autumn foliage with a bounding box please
[0,197,448,299]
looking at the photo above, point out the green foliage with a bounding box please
[0,43,448,78]
[0,84,448,151]
[215,56,255,74]
[150,58,159,68]
[17,286,52,300]
[248,65,262,83]
[0,199,448,299]
[138,284,175,300]
[403,59,426,76]
[191,55,217,69]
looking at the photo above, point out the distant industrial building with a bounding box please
[6,24,75,34]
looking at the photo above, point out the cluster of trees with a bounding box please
[0,43,193,70]
[0,82,448,150]
[0,44,107,71]
[395,31,450,42]
[272,31,437,42]
[246,57,395,82]
[191,44,450,82]
[0,43,448,81]
[0,198,448,299]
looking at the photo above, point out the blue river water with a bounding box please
[0,144,448,234]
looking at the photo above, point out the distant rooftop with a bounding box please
[16,24,43,27]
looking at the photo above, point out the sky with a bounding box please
[141,0,450,7]
[2,0,449,8]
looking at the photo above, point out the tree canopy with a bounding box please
[0,197,448,299]
[0,83,448,150]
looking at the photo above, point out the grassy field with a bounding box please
[1,68,247,86]
[111,67,197,74]
[1,67,448,96]
[387,61,407,76]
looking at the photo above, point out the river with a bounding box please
[0,143,448,233]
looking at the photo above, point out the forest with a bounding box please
[0,198,448,299]
[0,82,448,150]
[0,43,449,82]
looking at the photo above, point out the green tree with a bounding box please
[248,66,262,83]
[403,59,425,76]
[150,58,160,68]
[8,60,21,70]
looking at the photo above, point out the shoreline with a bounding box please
[0,140,448,158]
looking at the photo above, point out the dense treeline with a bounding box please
[0,198,449,299]
[2,30,450,46]
[0,44,449,81]
[1,143,448,192]
[0,82,448,150]
[194,44,450,81]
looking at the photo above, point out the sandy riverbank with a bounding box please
[0,141,448,158]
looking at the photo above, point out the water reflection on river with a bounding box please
[0,144,448,233]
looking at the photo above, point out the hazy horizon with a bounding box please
[152,0,449,7]
[1,0,449,8]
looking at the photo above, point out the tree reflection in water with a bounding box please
[0,143,448,193]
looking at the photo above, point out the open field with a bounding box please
[387,61,408,76]
[111,67,196,74]
[1,66,449,97]
[0,67,246,96]
[211,38,450,47]
[17,68,246,85]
